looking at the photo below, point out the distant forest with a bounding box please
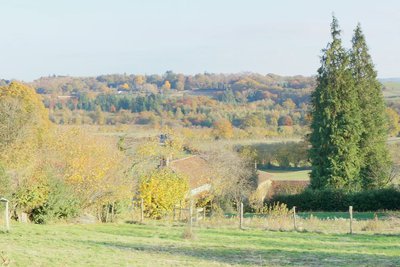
[0,72,398,137]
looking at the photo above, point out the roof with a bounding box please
[169,155,212,190]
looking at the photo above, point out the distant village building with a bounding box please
[169,155,212,197]
[160,148,309,201]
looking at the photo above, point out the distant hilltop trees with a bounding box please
[28,72,316,95]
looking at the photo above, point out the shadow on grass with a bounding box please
[78,238,400,266]
[124,220,145,225]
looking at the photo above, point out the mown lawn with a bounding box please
[1,222,399,266]
[266,169,310,181]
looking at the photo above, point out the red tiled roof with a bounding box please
[170,155,212,190]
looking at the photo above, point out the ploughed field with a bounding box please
[1,222,399,266]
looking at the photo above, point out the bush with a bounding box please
[269,187,400,211]
[30,178,81,224]
[258,202,290,217]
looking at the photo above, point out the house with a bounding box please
[168,154,308,202]
[169,155,212,197]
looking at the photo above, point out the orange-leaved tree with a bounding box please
[212,118,234,139]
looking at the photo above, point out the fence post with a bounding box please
[239,202,244,230]
[5,201,9,232]
[0,198,9,232]
[203,207,206,221]
[349,206,353,234]
[189,201,193,233]
[140,198,144,223]
[111,202,115,222]
[179,201,182,221]
[293,206,297,231]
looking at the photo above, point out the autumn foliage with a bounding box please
[139,169,188,219]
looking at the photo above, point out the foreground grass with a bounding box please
[1,223,399,266]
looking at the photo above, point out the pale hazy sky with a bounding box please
[1,0,399,81]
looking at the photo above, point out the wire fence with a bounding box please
[129,202,400,235]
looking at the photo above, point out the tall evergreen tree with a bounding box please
[350,24,392,189]
[309,17,362,191]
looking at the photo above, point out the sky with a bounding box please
[1,0,399,81]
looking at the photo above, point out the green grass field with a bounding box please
[264,169,310,181]
[1,223,399,266]
[383,81,400,100]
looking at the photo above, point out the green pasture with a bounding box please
[263,169,310,181]
[1,223,399,266]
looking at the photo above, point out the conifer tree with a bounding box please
[350,24,392,188]
[309,17,362,191]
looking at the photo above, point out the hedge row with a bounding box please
[269,187,400,211]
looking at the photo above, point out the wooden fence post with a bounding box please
[0,198,9,232]
[349,206,353,234]
[293,206,297,231]
[105,203,109,223]
[189,201,193,233]
[140,198,144,223]
[179,201,182,221]
[111,202,115,222]
[239,202,244,230]
[5,201,9,232]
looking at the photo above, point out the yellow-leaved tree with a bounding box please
[162,80,171,90]
[0,82,50,167]
[139,168,188,219]
[49,128,132,212]
[387,107,400,137]
[0,82,52,219]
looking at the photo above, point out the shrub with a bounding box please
[139,168,189,219]
[30,178,81,224]
[259,202,290,217]
[269,188,400,211]
[361,214,380,231]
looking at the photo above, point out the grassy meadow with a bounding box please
[265,170,310,181]
[1,222,400,267]
[383,81,400,100]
